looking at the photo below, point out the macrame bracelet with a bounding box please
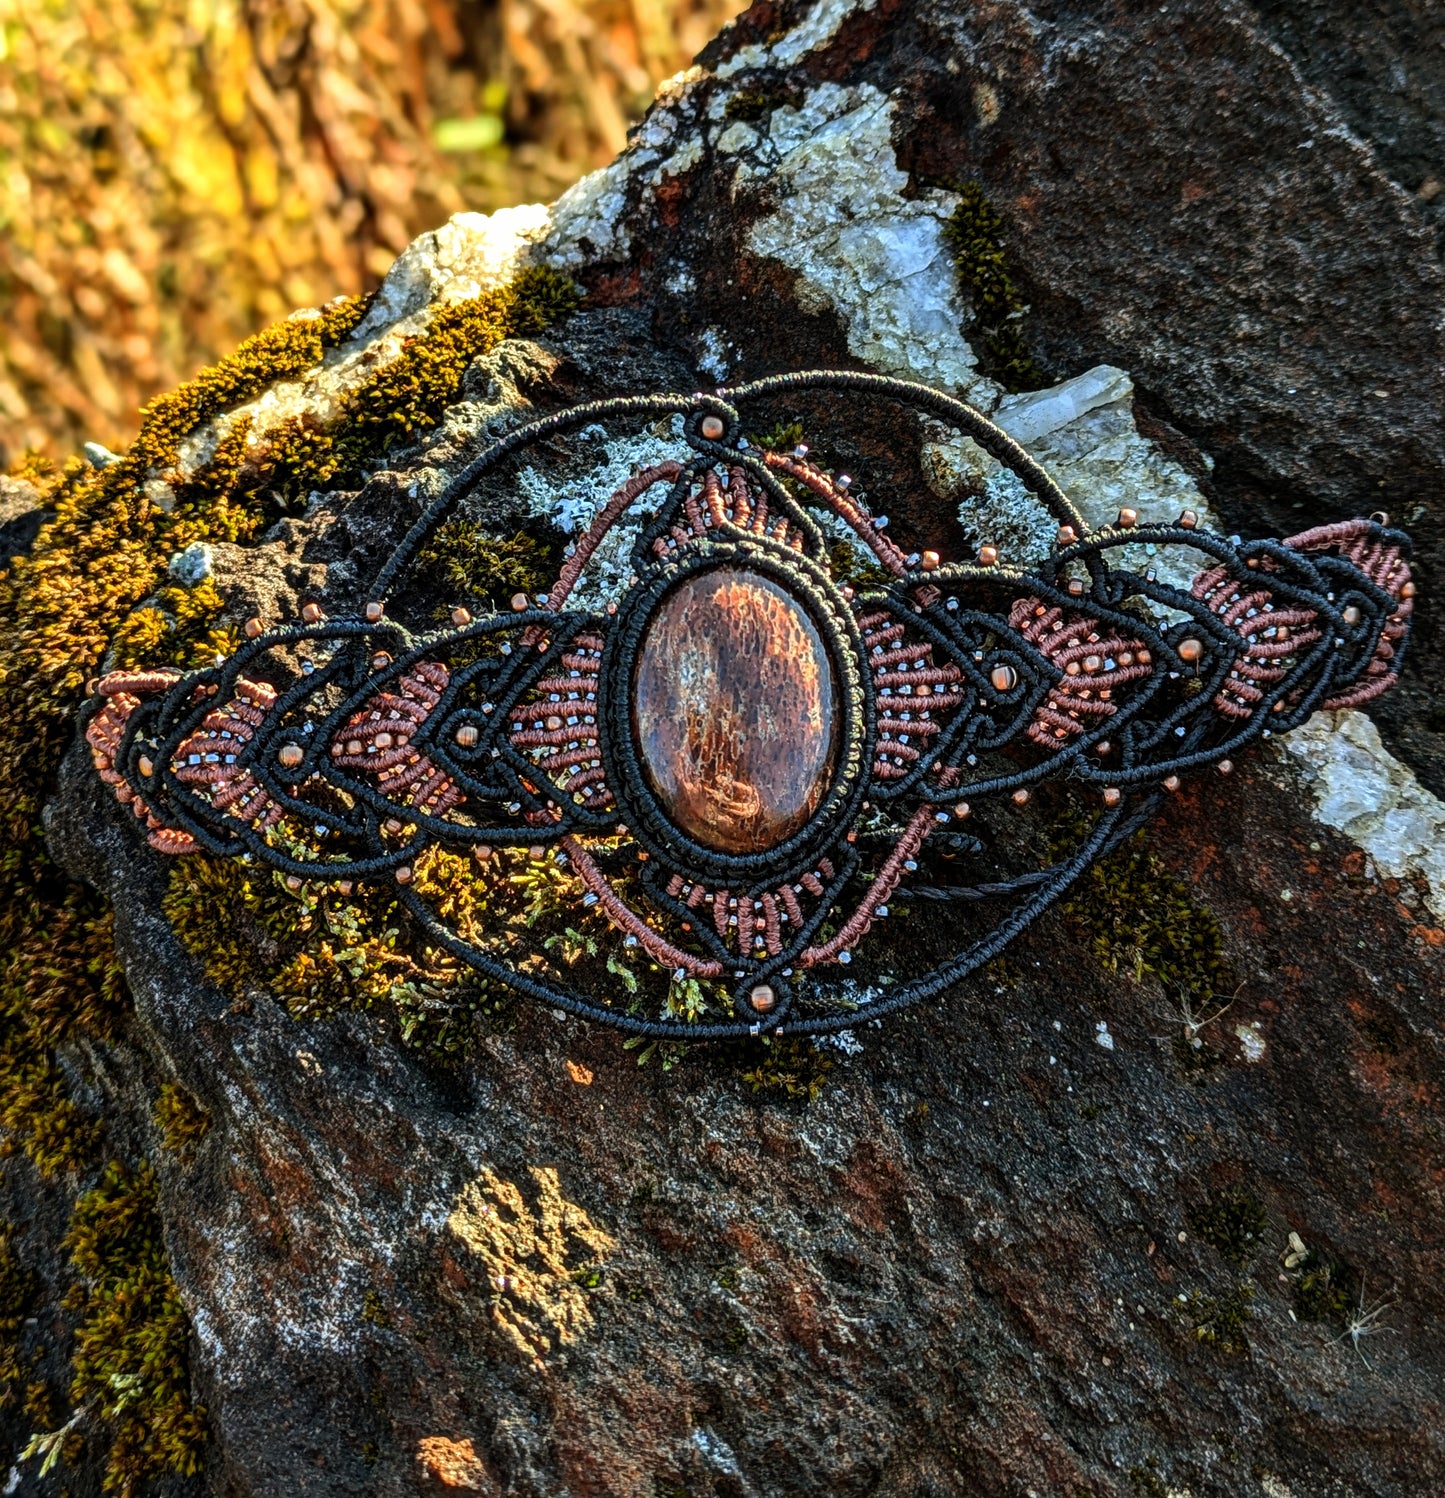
[85,372,1417,1039]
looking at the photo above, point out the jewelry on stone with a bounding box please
[85,372,1416,1037]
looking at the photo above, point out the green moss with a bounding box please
[1292,1251,1358,1328]
[0,298,371,1116]
[0,1221,39,1405]
[152,1083,210,1158]
[736,1037,833,1102]
[1128,1466,1169,1498]
[1183,1282,1254,1354]
[110,576,238,671]
[826,540,897,591]
[62,1160,206,1489]
[120,297,368,478]
[724,89,771,122]
[1188,1186,1268,1268]
[0,255,579,1492]
[161,856,298,992]
[1057,821,1233,1009]
[751,419,805,452]
[163,845,595,1052]
[265,265,581,505]
[0,883,123,1175]
[943,182,1047,393]
[722,80,802,123]
[415,523,556,617]
[981,953,1022,993]
[360,1289,390,1328]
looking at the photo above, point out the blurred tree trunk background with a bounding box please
[0,0,741,464]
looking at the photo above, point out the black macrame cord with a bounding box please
[84,372,1416,1040]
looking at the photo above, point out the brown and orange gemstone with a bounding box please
[632,567,839,854]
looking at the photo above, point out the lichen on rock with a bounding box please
[1283,709,1445,919]
[445,1166,615,1368]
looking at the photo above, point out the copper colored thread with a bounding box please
[221,700,267,729]
[560,837,721,977]
[548,463,684,612]
[684,485,706,536]
[876,717,942,738]
[511,726,597,749]
[870,644,937,670]
[1190,568,1324,717]
[801,806,935,967]
[738,467,769,535]
[764,452,909,576]
[148,827,197,856]
[713,888,731,941]
[730,466,753,529]
[1282,520,1413,710]
[335,745,413,773]
[875,668,962,689]
[235,680,278,708]
[703,468,727,529]
[761,892,783,955]
[779,883,804,928]
[1011,597,1154,749]
[97,669,181,697]
[536,748,601,772]
[561,768,611,798]
[528,680,598,702]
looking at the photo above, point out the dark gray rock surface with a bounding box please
[23,1,1445,1494]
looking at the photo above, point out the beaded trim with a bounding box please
[85,372,1417,1037]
